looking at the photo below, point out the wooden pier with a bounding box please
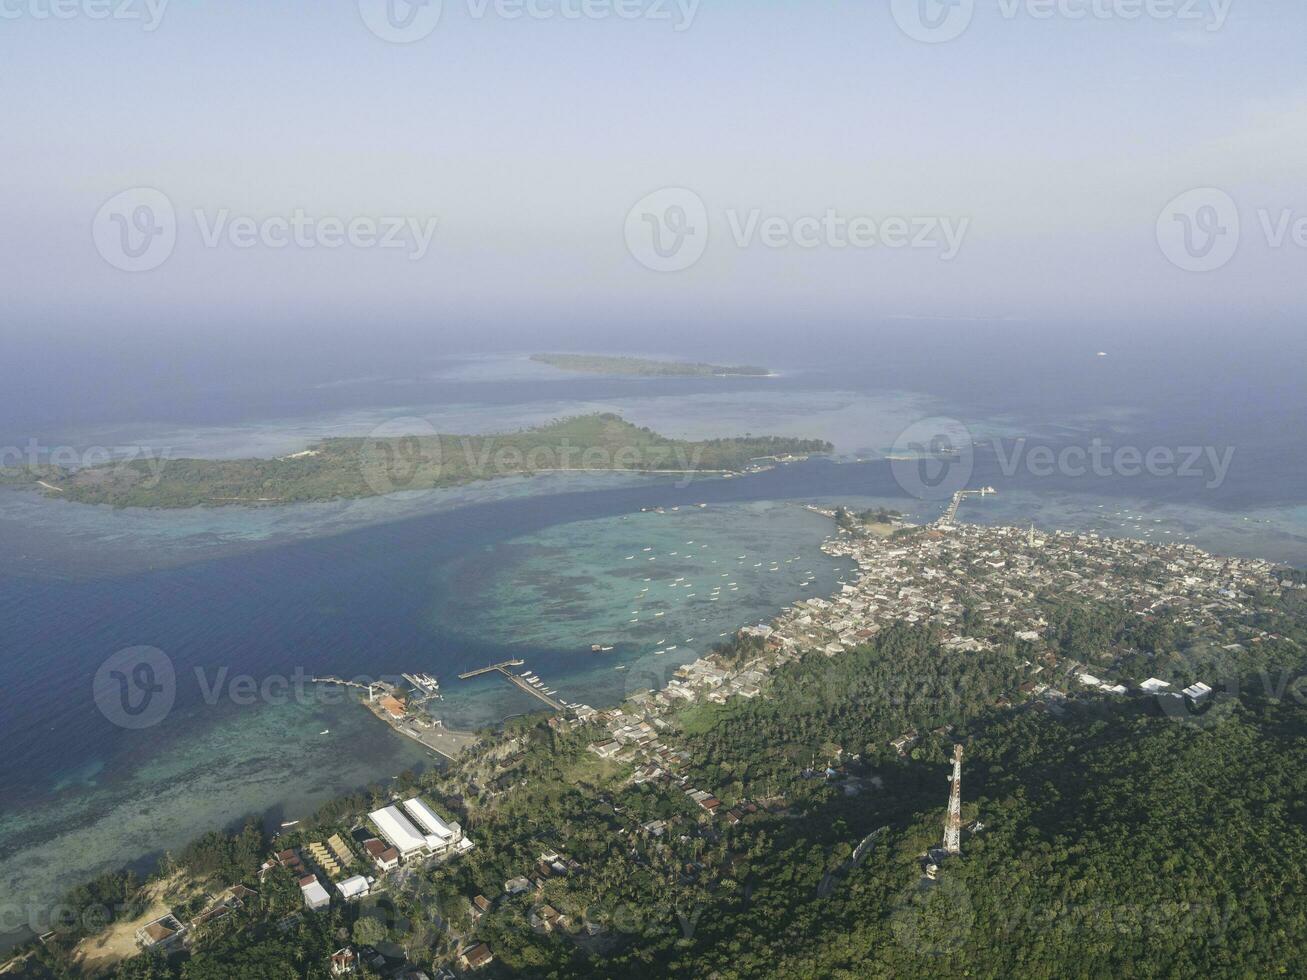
[457,660,564,711]
[457,659,525,680]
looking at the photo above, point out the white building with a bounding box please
[403,797,461,852]
[335,875,370,901]
[301,876,331,911]
[369,805,429,858]
[403,797,455,839]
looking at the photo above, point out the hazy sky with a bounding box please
[3,1,1304,352]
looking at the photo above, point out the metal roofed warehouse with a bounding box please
[368,805,428,856]
[403,797,455,840]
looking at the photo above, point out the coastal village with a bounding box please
[577,507,1291,778]
[41,505,1299,979]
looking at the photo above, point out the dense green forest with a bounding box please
[7,601,1305,978]
[3,415,829,508]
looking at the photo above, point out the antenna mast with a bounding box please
[944,744,963,855]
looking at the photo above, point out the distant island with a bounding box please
[530,353,771,377]
[6,414,830,508]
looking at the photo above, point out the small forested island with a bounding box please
[530,354,771,377]
[3,415,829,508]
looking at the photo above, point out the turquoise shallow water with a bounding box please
[431,501,852,725]
[0,487,849,931]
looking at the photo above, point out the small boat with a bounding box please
[281,820,300,828]
[615,665,627,671]
[319,729,330,735]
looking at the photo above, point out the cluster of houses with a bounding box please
[574,514,1289,799]
[134,884,259,953]
[259,842,371,912]
[238,796,474,920]
[733,519,1283,710]
[808,519,1285,663]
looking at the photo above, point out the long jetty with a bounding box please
[937,487,997,527]
[458,660,564,711]
[313,676,381,694]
